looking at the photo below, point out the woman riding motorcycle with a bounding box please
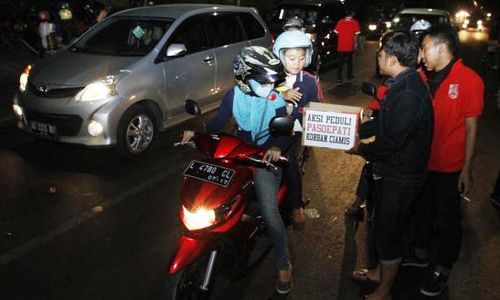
[181,46,294,294]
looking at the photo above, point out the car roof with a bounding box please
[397,8,450,16]
[275,1,342,7]
[114,4,257,19]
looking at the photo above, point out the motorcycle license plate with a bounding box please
[184,160,235,187]
[30,121,57,138]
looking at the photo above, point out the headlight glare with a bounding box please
[182,205,216,231]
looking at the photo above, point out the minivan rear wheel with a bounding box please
[116,105,157,158]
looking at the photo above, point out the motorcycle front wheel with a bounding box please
[167,257,214,300]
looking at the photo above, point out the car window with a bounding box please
[393,13,449,31]
[269,6,320,26]
[239,13,265,40]
[72,17,172,56]
[169,15,210,54]
[207,14,245,47]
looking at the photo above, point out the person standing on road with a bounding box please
[333,10,360,85]
[273,29,324,230]
[347,31,434,300]
[415,24,484,297]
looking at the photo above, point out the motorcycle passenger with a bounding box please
[181,46,294,294]
[273,30,324,230]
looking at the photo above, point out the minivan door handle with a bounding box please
[203,56,214,64]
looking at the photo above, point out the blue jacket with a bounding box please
[206,87,291,151]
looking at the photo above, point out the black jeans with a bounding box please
[372,176,425,265]
[337,51,353,81]
[414,171,462,271]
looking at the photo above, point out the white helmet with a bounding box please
[272,30,313,67]
[283,17,304,31]
[410,19,432,33]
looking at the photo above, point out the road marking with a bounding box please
[0,164,182,266]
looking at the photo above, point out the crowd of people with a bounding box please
[0,2,109,52]
[177,6,488,297]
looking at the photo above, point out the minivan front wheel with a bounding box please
[116,105,157,158]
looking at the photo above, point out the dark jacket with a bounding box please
[359,68,433,179]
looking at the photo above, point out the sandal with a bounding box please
[351,268,380,284]
[292,208,306,231]
[345,204,363,216]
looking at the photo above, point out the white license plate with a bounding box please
[184,160,235,187]
[30,121,57,138]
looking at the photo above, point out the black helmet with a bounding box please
[233,46,285,94]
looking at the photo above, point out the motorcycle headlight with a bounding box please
[19,65,31,92]
[368,24,377,31]
[182,205,216,231]
[75,75,117,102]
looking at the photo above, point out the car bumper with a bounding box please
[13,91,126,146]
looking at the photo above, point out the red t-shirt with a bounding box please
[428,59,484,172]
[334,17,361,52]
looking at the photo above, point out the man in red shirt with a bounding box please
[416,25,484,297]
[334,10,361,85]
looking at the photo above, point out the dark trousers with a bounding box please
[414,171,462,271]
[355,161,375,215]
[372,176,425,264]
[337,51,353,81]
[283,133,303,210]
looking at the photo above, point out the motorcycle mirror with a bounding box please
[361,82,377,98]
[185,100,202,116]
[269,116,294,136]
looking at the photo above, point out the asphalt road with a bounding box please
[0,31,499,300]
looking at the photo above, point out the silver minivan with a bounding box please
[13,4,270,157]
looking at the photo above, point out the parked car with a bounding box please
[12,4,271,157]
[266,1,345,73]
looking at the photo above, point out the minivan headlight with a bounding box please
[76,75,117,102]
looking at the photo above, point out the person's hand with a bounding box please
[361,108,373,123]
[263,146,282,163]
[458,168,472,195]
[282,87,302,104]
[181,130,195,144]
[345,134,360,155]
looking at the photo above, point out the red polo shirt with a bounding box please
[428,59,484,172]
[334,17,360,52]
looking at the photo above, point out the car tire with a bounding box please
[116,104,157,159]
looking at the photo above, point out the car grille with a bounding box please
[24,109,83,136]
[28,83,83,98]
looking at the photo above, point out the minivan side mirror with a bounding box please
[166,43,187,57]
[361,82,377,98]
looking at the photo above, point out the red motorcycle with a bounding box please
[166,101,293,299]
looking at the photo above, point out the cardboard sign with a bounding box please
[302,102,362,150]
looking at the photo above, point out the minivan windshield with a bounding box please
[71,17,173,56]
[393,13,449,31]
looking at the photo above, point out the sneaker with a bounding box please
[336,79,343,85]
[420,271,448,297]
[401,256,429,268]
[346,77,354,83]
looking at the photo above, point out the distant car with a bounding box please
[266,1,345,73]
[12,4,271,157]
[390,8,452,34]
[375,8,452,76]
